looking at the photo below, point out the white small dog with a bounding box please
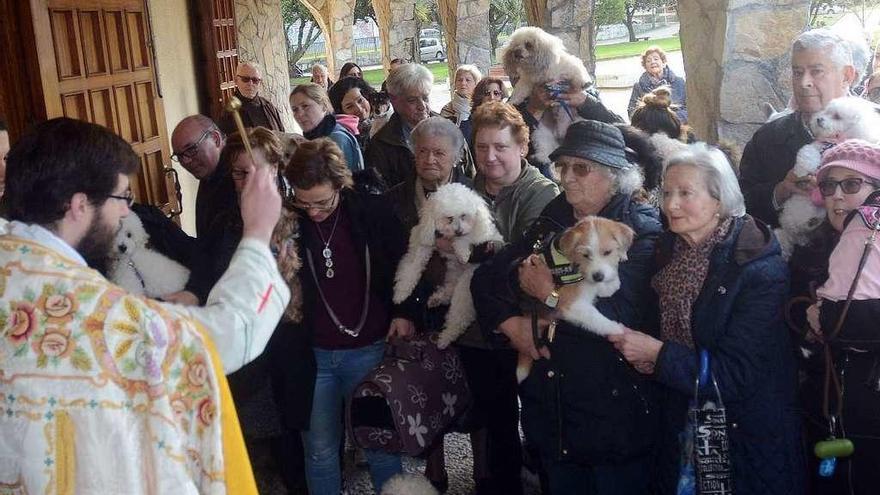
[501,26,592,106]
[108,214,190,298]
[380,472,439,495]
[517,216,634,382]
[501,27,592,164]
[393,183,502,349]
[776,97,880,258]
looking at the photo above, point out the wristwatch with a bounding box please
[544,289,560,309]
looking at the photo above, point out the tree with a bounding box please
[811,0,880,28]
[623,0,673,42]
[354,0,376,25]
[595,0,626,27]
[281,0,323,74]
[489,0,525,58]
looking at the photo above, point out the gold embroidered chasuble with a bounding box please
[0,231,289,494]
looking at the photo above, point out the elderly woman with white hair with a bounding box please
[610,143,804,495]
[473,120,661,493]
[441,64,482,125]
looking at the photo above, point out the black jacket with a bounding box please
[739,112,812,227]
[652,216,804,495]
[218,89,285,134]
[194,158,237,237]
[367,112,474,188]
[472,192,663,464]
[515,87,623,177]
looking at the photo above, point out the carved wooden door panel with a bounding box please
[30,0,180,216]
[192,0,238,122]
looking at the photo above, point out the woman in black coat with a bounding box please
[473,121,663,494]
[611,143,804,495]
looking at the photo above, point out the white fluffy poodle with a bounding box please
[393,183,502,349]
[108,214,190,298]
[776,97,880,258]
[380,472,439,495]
[501,26,592,106]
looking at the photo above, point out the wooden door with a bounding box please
[192,0,238,122]
[30,0,180,216]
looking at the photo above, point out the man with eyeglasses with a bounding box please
[0,117,290,494]
[218,61,285,136]
[740,29,856,227]
[171,114,236,236]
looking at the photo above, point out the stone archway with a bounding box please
[295,0,356,78]
[437,0,492,77]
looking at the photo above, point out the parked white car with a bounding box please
[419,37,445,62]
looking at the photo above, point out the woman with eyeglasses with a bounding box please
[458,76,509,153]
[792,140,880,495]
[286,137,413,495]
[473,119,664,493]
[290,83,364,172]
[186,126,313,492]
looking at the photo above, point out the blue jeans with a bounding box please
[301,341,402,494]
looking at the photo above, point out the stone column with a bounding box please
[235,0,296,131]
[439,0,491,76]
[380,0,418,66]
[678,0,810,147]
[521,0,595,77]
[329,0,356,77]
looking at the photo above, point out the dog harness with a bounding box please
[533,233,584,286]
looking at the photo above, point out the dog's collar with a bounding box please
[537,235,584,285]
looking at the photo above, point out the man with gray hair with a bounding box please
[740,28,856,227]
[368,63,439,188]
[218,61,285,134]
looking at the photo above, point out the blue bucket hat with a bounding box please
[548,120,632,170]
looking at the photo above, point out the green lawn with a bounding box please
[290,36,682,88]
[595,35,681,60]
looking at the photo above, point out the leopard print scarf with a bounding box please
[652,218,733,348]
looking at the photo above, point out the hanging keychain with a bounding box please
[815,416,854,477]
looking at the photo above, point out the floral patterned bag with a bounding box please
[347,332,472,456]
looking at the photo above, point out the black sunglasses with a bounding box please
[818,178,877,197]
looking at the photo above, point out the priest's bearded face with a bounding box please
[78,174,130,265]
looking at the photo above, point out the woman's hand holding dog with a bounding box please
[518,254,555,302]
[608,328,663,374]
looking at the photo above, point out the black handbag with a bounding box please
[689,350,734,495]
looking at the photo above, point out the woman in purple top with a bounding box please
[285,137,415,495]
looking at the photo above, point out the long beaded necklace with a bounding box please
[313,206,340,278]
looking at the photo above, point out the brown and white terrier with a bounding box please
[517,216,635,383]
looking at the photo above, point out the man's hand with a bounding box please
[386,318,415,341]
[162,290,200,306]
[806,302,823,342]
[498,316,551,360]
[240,161,281,243]
[518,254,555,301]
[774,169,816,205]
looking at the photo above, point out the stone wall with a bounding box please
[546,0,596,76]
[387,0,419,64]
[679,0,810,147]
[453,0,491,75]
[234,0,297,132]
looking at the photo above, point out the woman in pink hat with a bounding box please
[798,138,880,495]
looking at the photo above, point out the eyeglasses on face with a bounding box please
[291,190,339,211]
[237,75,262,84]
[818,177,878,197]
[554,161,597,178]
[107,190,134,207]
[484,89,503,97]
[171,127,214,162]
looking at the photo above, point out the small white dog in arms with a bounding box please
[776,96,880,258]
[393,183,503,349]
[380,472,439,495]
[517,216,635,383]
[108,213,190,298]
[501,26,592,106]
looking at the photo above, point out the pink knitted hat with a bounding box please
[816,139,880,183]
